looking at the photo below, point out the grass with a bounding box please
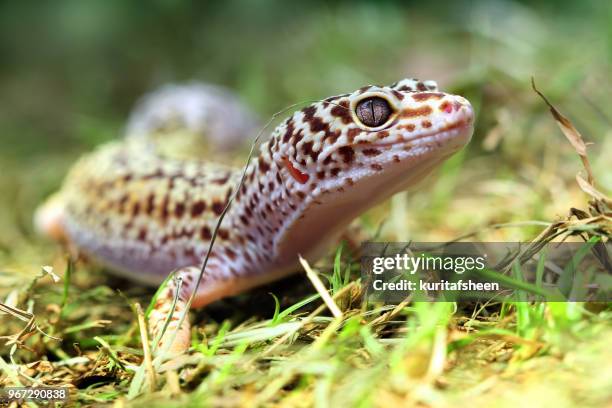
[1,1,612,407]
[0,95,610,405]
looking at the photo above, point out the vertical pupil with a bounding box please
[372,98,386,123]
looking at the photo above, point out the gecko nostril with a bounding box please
[440,101,453,114]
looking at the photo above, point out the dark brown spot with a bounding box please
[200,226,212,240]
[137,228,147,241]
[362,148,382,157]
[212,201,225,216]
[324,129,341,144]
[131,202,141,217]
[370,163,383,171]
[301,141,319,162]
[117,194,129,214]
[292,129,303,145]
[218,229,229,240]
[412,92,444,101]
[400,123,416,132]
[377,130,389,139]
[211,173,230,185]
[191,201,206,217]
[174,202,185,218]
[391,90,404,100]
[347,127,361,142]
[160,196,169,221]
[330,168,341,176]
[421,120,432,128]
[337,146,355,164]
[282,119,295,143]
[258,157,270,173]
[309,116,329,134]
[330,100,352,124]
[225,248,237,261]
[416,82,427,91]
[397,85,414,92]
[145,194,155,215]
[302,105,316,120]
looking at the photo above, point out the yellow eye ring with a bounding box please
[350,92,397,131]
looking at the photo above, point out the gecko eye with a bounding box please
[355,97,392,127]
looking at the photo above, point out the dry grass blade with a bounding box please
[531,77,595,185]
[299,255,342,318]
[576,175,612,207]
[0,301,61,347]
[261,282,357,357]
[135,303,156,393]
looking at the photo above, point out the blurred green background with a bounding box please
[0,0,610,256]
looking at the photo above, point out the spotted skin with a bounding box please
[38,78,474,353]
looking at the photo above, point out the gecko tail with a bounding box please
[33,193,67,241]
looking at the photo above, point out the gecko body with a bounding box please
[37,78,474,350]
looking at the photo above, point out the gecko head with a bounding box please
[243,78,475,267]
[265,78,474,204]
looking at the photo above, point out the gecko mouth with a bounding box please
[362,118,473,151]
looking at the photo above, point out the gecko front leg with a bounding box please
[148,266,201,355]
[147,261,287,355]
[148,265,234,355]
